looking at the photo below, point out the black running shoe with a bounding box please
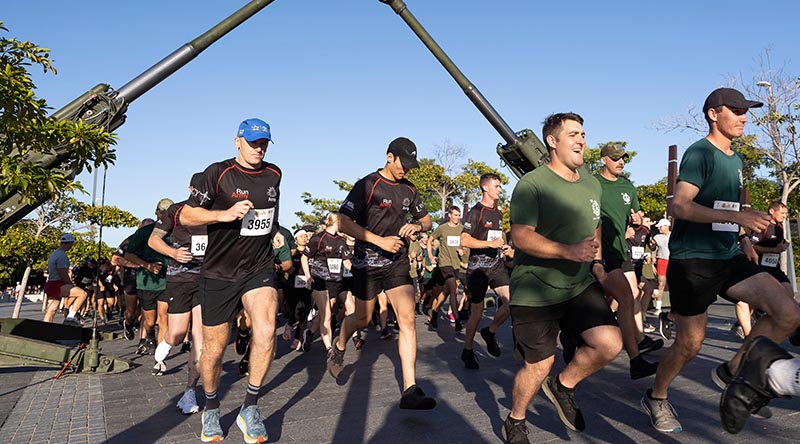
[123,319,135,341]
[238,356,249,377]
[180,341,191,353]
[234,329,251,355]
[327,343,345,378]
[380,328,393,340]
[638,336,664,355]
[399,384,436,410]
[454,319,464,333]
[428,312,438,331]
[630,355,658,380]
[480,327,501,357]
[461,348,479,369]
[541,375,585,432]
[502,414,531,444]
[135,340,149,355]
[658,312,672,341]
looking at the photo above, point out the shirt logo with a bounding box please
[484,221,493,228]
[590,199,601,220]
[343,200,355,211]
[232,188,249,199]
[402,198,411,207]
[380,199,393,208]
[190,187,211,206]
[622,192,631,205]
[463,222,472,230]
[267,186,277,202]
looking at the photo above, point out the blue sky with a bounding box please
[4,0,798,247]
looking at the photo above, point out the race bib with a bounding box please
[446,235,460,247]
[327,258,343,274]
[761,253,779,268]
[240,208,274,237]
[343,266,352,278]
[631,246,645,260]
[191,235,208,256]
[487,230,503,242]
[294,275,307,289]
[711,200,740,232]
[81,277,92,285]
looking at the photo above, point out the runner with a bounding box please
[641,87,800,433]
[125,199,173,355]
[43,234,86,325]
[146,173,206,416]
[327,136,436,410]
[428,206,465,332]
[112,219,155,340]
[595,144,660,379]
[180,118,283,443]
[282,229,313,351]
[460,173,512,369]
[503,112,622,442]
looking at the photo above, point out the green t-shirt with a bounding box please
[126,223,169,291]
[422,247,437,279]
[595,174,640,260]
[670,138,743,260]
[408,241,423,278]
[274,242,291,263]
[509,166,601,307]
[430,223,464,268]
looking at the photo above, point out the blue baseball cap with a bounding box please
[237,118,272,142]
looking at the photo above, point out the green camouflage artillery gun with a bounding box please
[379,0,549,179]
[0,0,276,374]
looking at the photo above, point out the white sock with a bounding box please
[67,308,77,318]
[655,300,662,311]
[155,340,172,362]
[765,358,800,397]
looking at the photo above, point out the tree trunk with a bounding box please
[11,264,33,318]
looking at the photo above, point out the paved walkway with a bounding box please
[0,298,798,443]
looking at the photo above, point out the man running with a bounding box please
[641,87,800,433]
[460,173,512,369]
[503,113,622,442]
[43,233,86,325]
[113,219,155,340]
[181,118,283,443]
[147,173,206,415]
[428,206,465,332]
[595,144,661,379]
[327,137,436,410]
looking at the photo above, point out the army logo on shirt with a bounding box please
[590,199,601,220]
[622,192,631,205]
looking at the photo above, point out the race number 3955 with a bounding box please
[240,208,275,237]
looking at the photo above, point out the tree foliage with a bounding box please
[0,21,117,203]
[584,141,638,179]
[294,180,353,229]
[637,180,667,219]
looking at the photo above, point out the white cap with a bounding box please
[655,218,671,228]
[294,229,309,238]
[60,233,76,243]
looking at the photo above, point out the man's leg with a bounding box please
[510,356,554,420]
[176,304,204,415]
[43,299,60,322]
[336,297,376,352]
[652,313,708,398]
[604,270,647,358]
[624,271,646,335]
[312,290,333,350]
[559,325,623,388]
[444,277,461,330]
[156,300,169,344]
[241,286,279,390]
[385,284,418,390]
[487,286,511,333]
[735,301,752,338]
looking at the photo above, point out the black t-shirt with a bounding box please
[754,223,785,264]
[156,201,207,283]
[339,170,427,269]
[73,263,97,290]
[627,225,651,265]
[187,158,282,282]
[304,231,353,282]
[462,202,504,269]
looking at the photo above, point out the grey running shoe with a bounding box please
[542,375,585,432]
[236,404,267,443]
[63,317,82,327]
[151,360,166,376]
[327,342,345,378]
[200,408,224,442]
[480,326,501,357]
[641,390,682,433]
[502,414,531,444]
[176,389,199,415]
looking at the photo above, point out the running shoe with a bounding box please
[446,312,456,324]
[123,319,135,341]
[542,375,585,432]
[380,328,393,340]
[352,336,365,350]
[135,341,149,355]
[630,355,658,380]
[428,312,438,331]
[711,362,773,419]
[151,360,166,376]
[643,322,656,333]
[327,343,345,378]
[180,341,191,353]
[461,348,479,369]
[236,404,267,443]
[641,390,681,433]
[399,384,436,410]
[176,389,200,415]
[201,408,224,442]
[454,319,464,333]
[481,326,501,357]
[658,312,672,340]
[282,324,295,342]
[301,328,314,352]
[235,328,251,355]
[730,323,746,341]
[63,317,82,327]
[638,336,664,355]
[502,414,531,444]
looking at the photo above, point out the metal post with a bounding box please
[790,215,799,296]
[666,145,677,218]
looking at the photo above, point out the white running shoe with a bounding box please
[176,389,200,415]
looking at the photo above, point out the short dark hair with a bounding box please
[542,112,584,149]
[769,201,788,211]
[479,173,500,189]
[448,205,461,214]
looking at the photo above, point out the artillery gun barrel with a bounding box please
[0,0,277,232]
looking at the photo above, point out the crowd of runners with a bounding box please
[39,87,800,443]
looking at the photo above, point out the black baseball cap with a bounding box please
[702,87,763,114]
[387,137,420,170]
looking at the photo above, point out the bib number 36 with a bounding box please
[240,208,275,237]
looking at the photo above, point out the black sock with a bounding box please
[555,374,574,393]
[205,390,220,410]
[243,383,260,407]
[507,414,525,424]
[647,388,666,401]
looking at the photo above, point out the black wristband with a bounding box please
[738,234,749,241]
[591,259,605,266]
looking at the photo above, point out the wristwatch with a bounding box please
[591,259,605,266]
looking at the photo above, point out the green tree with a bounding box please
[637,180,668,219]
[585,141,638,178]
[294,180,353,229]
[0,21,116,203]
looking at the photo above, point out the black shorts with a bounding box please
[341,276,353,292]
[760,265,790,284]
[510,282,618,363]
[667,255,764,317]
[94,288,113,300]
[431,266,458,287]
[603,251,634,274]
[122,268,137,295]
[201,268,276,327]
[351,257,413,301]
[467,261,510,304]
[137,290,162,311]
[165,280,200,314]
[311,278,343,297]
